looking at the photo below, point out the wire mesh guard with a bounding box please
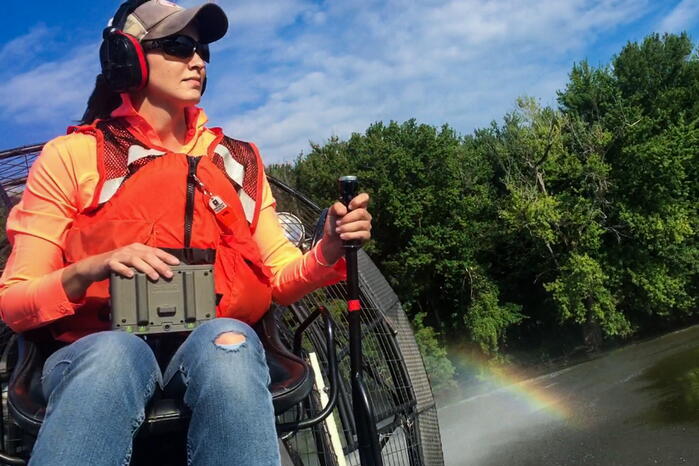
[0,144,444,465]
[0,144,39,207]
[270,178,444,466]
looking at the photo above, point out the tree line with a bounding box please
[268,33,698,391]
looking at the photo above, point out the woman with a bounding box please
[0,1,372,465]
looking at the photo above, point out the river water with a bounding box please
[439,325,699,465]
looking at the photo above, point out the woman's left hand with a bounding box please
[319,193,372,264]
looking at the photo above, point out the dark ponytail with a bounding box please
[80,74,122,124]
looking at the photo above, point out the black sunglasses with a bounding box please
[142,35,210,63]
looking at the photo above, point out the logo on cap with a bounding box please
[157,0,182,9]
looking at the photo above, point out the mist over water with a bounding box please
[439,326,699,465]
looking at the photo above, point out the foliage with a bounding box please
[544,253,628,336]
[412,312,457,392]
[558,32,698,324]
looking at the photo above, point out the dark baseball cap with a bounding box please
[121,0,228,44]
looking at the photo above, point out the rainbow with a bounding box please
[449,350,576,424]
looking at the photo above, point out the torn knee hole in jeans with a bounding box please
[214,331,247,352]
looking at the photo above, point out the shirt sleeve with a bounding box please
[252,175,345,305]
[0,134,96,333]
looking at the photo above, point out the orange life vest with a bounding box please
[51,119,273,341]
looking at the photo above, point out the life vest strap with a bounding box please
[159,247,217,265]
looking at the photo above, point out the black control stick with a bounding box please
[338,175,383,466]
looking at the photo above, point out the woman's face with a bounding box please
[142,24,206,108]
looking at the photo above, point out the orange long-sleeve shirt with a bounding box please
[0,95,344,334]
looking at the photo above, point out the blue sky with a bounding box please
[1,0,698,163]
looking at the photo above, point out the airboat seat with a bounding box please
[6,306,315,439]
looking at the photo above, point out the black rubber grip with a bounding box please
[338,175,358,208]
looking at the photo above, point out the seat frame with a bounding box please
[0,304,339,465]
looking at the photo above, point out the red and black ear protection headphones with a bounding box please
[100,0,151,93]
[100,0,207,95]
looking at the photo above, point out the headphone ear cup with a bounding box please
[100,31,148,92]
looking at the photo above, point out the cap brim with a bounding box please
[143,3,228,44]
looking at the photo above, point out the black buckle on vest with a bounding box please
[159,248,216,265]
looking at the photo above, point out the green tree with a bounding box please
[559,32,698,327]
[292,120,522,356]
[479,97,627,348]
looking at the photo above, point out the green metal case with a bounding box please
[109,264,216,334]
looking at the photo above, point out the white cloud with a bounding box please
[0,0,657,160]
[0,43,99,125]
[0,24,54,72]
[182,0,314,47]
[658,0,699,33]
[204,0,651,163]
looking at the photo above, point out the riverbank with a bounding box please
[438,324,699,465]
[436,317,699,409]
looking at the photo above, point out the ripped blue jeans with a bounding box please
[29,318,281,466]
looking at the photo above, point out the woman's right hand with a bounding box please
[62,243,180,302]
